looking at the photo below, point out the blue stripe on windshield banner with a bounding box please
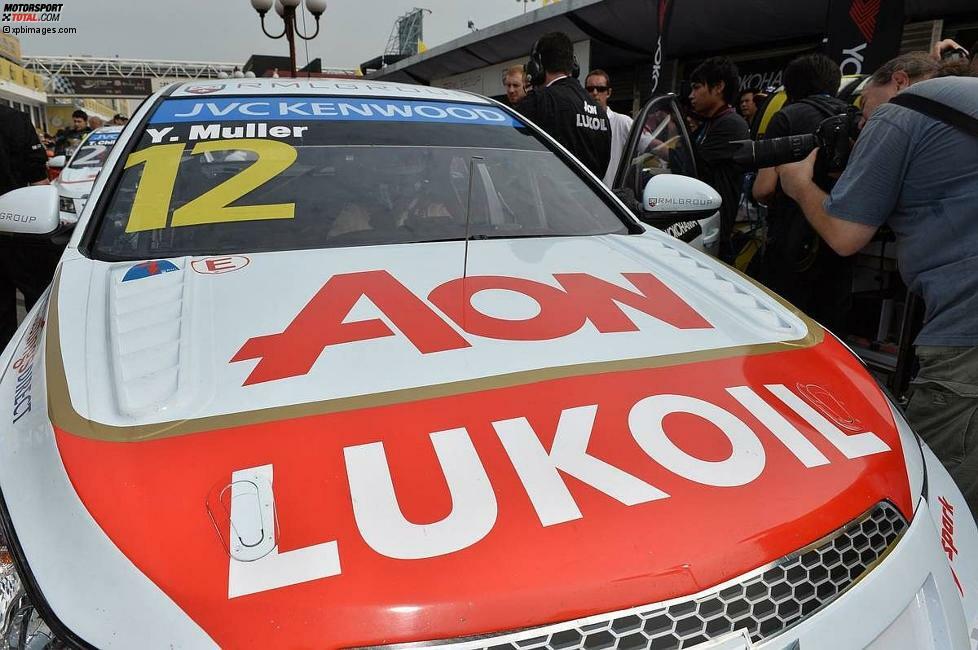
[86,132,120,143]
[150,97,521,127]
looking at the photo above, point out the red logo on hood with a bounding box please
[231,270,712,385]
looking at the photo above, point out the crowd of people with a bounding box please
[499,31,978,516]
[776,44,978,516]
[39,108,129,159]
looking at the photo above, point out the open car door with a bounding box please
[613,94,720,255]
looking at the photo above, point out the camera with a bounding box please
[731,111,862,173]
[941,46,970,62]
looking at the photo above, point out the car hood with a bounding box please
[25,234,913,647]
[54,167,98,198]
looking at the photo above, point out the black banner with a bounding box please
[651,0,677,93]
[50,75,153,98]
[824,0,905,75]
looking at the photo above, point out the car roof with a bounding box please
[168,78,489,104]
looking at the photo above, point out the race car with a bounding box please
[48,126,124,225]
[0,78,975,650]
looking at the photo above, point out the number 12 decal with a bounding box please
[124,139,298,233]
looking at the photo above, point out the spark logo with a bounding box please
[938,495,964,595]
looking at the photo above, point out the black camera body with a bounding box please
[732,110,861,174]
[941,46,970,63]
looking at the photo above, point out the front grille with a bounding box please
[413,502,907,650]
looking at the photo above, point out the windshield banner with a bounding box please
[86,131,120,144]
[150,97,520,127]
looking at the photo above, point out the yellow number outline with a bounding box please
[124,143,183,233]
[173,139,297,228]
[123,139,298,234]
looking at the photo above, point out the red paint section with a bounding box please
[55,337,911,648]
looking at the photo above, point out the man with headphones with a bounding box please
[516,32,611,178]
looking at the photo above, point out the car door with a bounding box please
[612,94,720,255]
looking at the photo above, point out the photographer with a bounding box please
[777,66,978,516]
[516,32,611,178]
[752,54,853,332]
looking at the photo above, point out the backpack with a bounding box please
[766,97,850,274]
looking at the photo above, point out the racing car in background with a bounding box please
[0,79,975,649]
[47,126,124,226]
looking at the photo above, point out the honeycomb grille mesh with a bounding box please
[448,502,907,650]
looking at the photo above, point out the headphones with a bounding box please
[526,37,580,86]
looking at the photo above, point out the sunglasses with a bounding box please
[585,85,609,93]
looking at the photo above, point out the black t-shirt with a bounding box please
[762,95,853,323]
[516,77,611,177]
[691,108,749,241]
[0,105,47,196]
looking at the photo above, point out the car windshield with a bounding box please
[91,95,630,260]
[68,130,120,170]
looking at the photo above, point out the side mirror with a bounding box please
[641,174,722,224]
[48,155,67,169]
[0,186,61,236]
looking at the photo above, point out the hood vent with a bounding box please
[644,238,798,334]
[107,260,190,418]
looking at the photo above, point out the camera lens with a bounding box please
[732,133,819,169]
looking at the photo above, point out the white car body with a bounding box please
[0,79,976,649]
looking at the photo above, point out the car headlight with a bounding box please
[887,396,928,502]
[0,549,62,649]
[58,196,75,215]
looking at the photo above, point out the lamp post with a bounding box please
[249,0,327,78]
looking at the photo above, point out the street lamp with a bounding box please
[249,0,326,78]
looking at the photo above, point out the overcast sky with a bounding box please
[18,0,538,69]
